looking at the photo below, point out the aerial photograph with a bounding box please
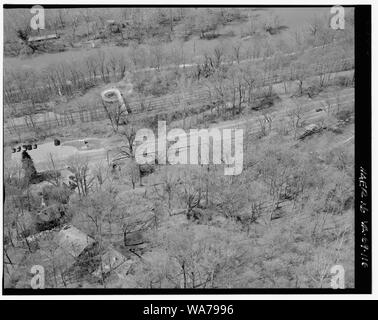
[3,6,356,290]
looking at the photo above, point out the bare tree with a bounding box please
[81,8,93,40]
[66,156,94,198]
[291,61,307,95]
[69,13,81,46]
[287,102,305,139]
[232,41,242,64]
[120,125,137,158]
[96,50,110,83]
[101,94,128,133]
[153,169,180,210]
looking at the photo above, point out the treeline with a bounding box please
[5,53,354,139]
[4,33,352,112]
[4,7,248,56]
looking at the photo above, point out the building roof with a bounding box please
[55,225,95,258]
[92,246,132,280]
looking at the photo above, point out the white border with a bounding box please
[0,0,376,300]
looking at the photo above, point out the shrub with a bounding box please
[42,185,72,205]
[335,109,353,122]
[334,75,353,87]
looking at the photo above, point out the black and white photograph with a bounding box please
[1,2,371,296]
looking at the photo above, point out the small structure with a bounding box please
[28,33,59,43]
